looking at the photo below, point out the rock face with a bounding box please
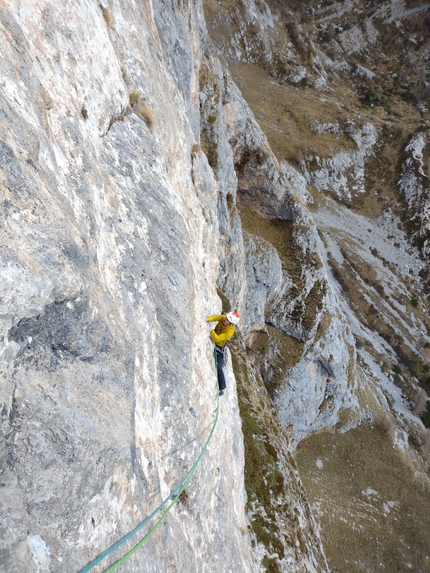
[398,133,430,246]
[304,122,378,204]
[4,0,430,572]
[0,1,255,571]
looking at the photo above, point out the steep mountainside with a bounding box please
[201,0,430,571]
[2,1,430,573]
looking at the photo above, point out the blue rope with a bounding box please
[79,377,219,572]
[103,392,219,571]
[79,481,184,573]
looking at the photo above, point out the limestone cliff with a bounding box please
[3,1,430,572]
[0,1,248,571]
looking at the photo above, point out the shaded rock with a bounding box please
[413,389,428,417]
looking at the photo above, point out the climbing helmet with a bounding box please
[226,311,240,324]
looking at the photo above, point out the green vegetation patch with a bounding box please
[239,203,296,274]
[262,555,281,573]
[230,338,287,564]
[314,311,333,343]
[199,63,221,170]
[421,400,430,429]
[231,342,284,509]
[254,326,304,398]
[301,280,326,331]
[200,138,219,169]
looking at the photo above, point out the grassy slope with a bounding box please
[296,426,430,573]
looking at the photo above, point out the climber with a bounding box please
[207,311,240,396]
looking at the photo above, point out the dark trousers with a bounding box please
[214,346,227,391]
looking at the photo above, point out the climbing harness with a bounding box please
[79,364,220,572]
[215,342,229,367]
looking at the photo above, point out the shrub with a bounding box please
[410,294,419,307]
[329,263,349,292]
[129,91,139,107]
[368,303,379,315]
[129,92,154,129]
[191,143,200,157]
[421,400,430,429]
[201,138,218,168]
[136,104,153,128]
[102,7,112,27]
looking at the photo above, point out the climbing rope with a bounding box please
[79,368,219,573]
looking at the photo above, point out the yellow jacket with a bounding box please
[207,314,235,347]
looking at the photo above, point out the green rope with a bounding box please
[79,354,220,573]
[103,391,219,572]
[79,416,215,573]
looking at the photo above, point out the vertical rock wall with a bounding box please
[0,1,255,571]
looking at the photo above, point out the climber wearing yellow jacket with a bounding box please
[207,311,240,396]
